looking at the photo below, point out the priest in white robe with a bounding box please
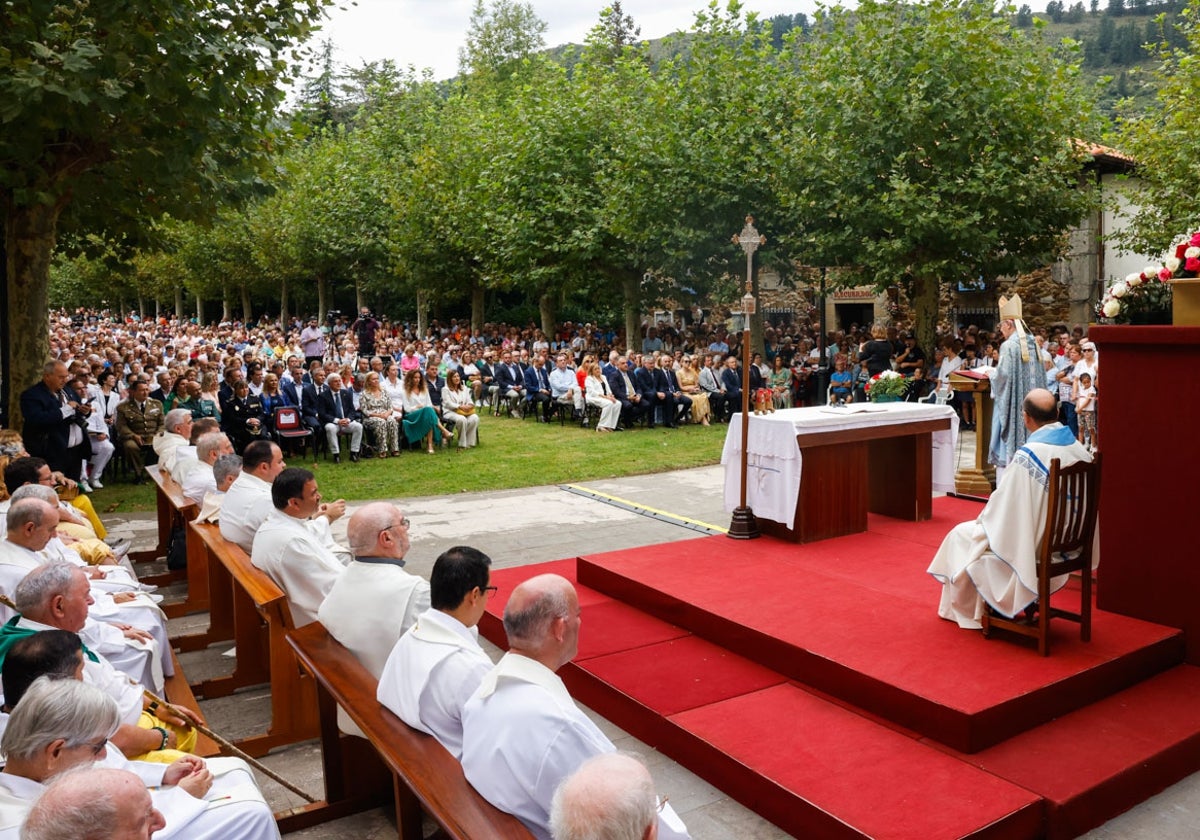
[222,441,351,562]
[929,388,1094,629]
[250,468,346,628]
[318,503,430,736]
[461,574,689,840]
[377,546,494,758]
[0,679,278,840]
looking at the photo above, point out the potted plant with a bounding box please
[866,370,907,402]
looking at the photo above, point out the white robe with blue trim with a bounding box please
[928,423,1093,629]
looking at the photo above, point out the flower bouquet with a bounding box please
[1091,230,1200,324]
[866,370,907,402]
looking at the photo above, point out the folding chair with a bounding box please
[273,406,315,462]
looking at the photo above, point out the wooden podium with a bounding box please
[1089,325,1200,664]
[949,371,994,496]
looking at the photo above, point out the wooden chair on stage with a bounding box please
[982,454,1101,656]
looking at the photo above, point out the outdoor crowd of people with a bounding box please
[0,300,1105,838]
[8,306,1100,500]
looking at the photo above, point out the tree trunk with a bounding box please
[174,286,184,320]
[471,279,485,333]
[280,279,289,331]
[195,294,204,325]
[355,278,363,312]
[623,273,640,355]
[317,274,328,321]
[416,290,428,337]
[4,199,60,433]
[241,284,252,324]
[911,273,940,363]
[538,292,557,342]
[222,296,232,322]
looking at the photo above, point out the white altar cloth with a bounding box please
[721,403,959,529]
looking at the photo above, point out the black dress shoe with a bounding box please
[350,452,360,463]
[333,454,341,464]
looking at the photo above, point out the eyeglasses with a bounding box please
[382,518,410,536]
[480,585,499,596]
[657,795,670,813]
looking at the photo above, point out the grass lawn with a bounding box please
[90,411,730,514]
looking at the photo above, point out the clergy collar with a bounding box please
[353,555,407,568]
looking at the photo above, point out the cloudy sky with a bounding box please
[316,1,828,81]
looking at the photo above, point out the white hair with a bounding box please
[14,561,79,617]
[22,766,136,840]
[164,408,192,434]
[550,753,656,840]
[1,677,120,762]
[196,432,229,462]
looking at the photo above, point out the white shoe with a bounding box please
[91,478,104,489]
[78,480,93,493]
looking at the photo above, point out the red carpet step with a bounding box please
[477,501,1200,838]
[574,500,1183,752]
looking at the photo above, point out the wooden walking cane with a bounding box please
[140,687,318,804]
[0,590,318,803]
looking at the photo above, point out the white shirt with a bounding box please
[168,445,198,484]
[319,560,430,679]
[378,609,492,759]
[462,653,689,840]
[219,472,275,553]
[154,431,189,472]
[181,462,217,507]
[250,509,344,628]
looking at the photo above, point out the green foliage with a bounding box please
[1113,1,1200,254]
[459,0,548,79]
[2,0,332,428]
[782,0,1098,352]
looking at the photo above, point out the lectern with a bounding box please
[948,370,994,496]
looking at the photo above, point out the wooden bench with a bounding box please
[287,621,533,840]
[186,522,319,757]
[134,465,205,619]
[164,649,220,757]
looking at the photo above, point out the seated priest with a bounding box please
[927,388,1094,629]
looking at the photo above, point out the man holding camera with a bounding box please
[350,307,380,359]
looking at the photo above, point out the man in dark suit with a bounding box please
[425,361,446,419]
[657,359,692,428]
[148,371,173,405]
[720,356,744,413]
[600,351,620,380]
[20,361,92,480]
[633,356,664,429]
[317,373,363,463]
[606,356,648,429]
[522,354,553,422]
[476,350,498,409]
[283,365,322,444]
[495,350,525,417]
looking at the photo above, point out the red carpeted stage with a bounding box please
[479,496,1200,840]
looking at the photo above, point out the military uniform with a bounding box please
[115,398,164,477]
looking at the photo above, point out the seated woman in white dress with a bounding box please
[399,368,451,454]
[441,370,480,449]
[583,362,622,432]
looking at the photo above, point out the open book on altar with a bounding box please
[818,403,888,414]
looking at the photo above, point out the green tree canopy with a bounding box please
[1,0,330,428]
[782,0,1099,354]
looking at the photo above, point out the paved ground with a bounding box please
[105,430,1199,838]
